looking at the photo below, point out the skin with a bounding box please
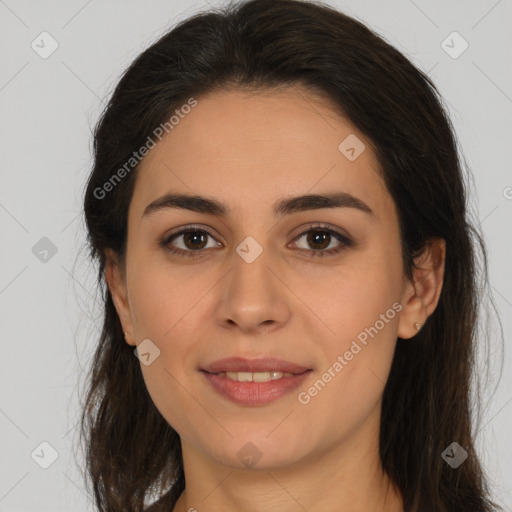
[105,85,445,512]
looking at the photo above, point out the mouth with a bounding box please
[200,357,313,406]
[201,356,311,374]
[208,370,299,383]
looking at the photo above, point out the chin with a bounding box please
[205,435,313,472]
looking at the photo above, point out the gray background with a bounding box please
[0,0,511,510]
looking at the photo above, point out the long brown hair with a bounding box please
[80,0,503,510]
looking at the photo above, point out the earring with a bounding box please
[414,322,422,331]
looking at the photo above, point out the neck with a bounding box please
[172,412,403,512]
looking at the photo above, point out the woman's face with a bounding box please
[108,86,421,471]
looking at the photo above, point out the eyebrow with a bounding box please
[142,191,375,218]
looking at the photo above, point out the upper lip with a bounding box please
[201,357,311,374]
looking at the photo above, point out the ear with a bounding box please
[104,249,136,346]
[397,238,446,339]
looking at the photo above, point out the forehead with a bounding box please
[130,86,393,221]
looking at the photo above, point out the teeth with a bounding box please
[217,371,294,382]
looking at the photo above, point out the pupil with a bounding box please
[185,231,206,249]
[309,231,329,250]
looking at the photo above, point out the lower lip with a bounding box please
[201,370,312,406]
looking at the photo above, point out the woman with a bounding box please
[80,0,503,510]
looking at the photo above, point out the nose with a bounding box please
[214,241,291,335]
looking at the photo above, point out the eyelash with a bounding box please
[160,223,353,259]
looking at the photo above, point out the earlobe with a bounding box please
[104,249,136,346]
[397,238,446,340]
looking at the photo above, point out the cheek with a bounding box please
[307,246,402,402]
[299,296,399,441]
[127,251,194,338]
[126,254,207,370]
[127,259,203,434]
[319,250,402,342]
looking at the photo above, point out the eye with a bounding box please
[289,223,353,258]
[160,225,221,258]
[160,223,352,259]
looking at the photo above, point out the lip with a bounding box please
[201,370,313,406]
[201,357,311,374]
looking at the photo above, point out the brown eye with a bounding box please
[160,227,221,258]
[179,230,209,250]
[291,224,353,258]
